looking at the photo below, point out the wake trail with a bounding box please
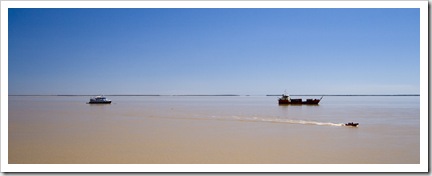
[146,114,345,127]
[229,116,345,127]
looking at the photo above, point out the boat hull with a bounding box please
[87,101,112,104]
[278,99,321,105]
[345,123,359,127]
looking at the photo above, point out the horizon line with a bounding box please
[8,94,421,97]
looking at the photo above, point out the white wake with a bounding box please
[229,116,345,127]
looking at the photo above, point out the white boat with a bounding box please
[88,96,112,104]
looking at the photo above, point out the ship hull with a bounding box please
[278,99,320,105]
[87,101,112,104]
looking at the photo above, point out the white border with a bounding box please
[1,1,428,173]
[0,0,9,173]
[418,1,429,173]
[0,0,428,8]
[1,164,429,172]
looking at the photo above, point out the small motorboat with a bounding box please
[345,122,359,127]
[87,96,112,104]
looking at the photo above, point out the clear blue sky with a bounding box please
[9,8,419,95]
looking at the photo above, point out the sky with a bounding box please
[8,8,420,95]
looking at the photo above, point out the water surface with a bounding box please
[8,95,419,164]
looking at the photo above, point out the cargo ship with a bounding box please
[278,94,323,105]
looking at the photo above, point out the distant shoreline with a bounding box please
[266,94,420,97]
[8,94,420,97]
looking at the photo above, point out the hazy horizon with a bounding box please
[8,94,420,96]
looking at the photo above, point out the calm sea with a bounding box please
[8,95,419,164]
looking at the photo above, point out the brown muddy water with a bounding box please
[8,95,419,164]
